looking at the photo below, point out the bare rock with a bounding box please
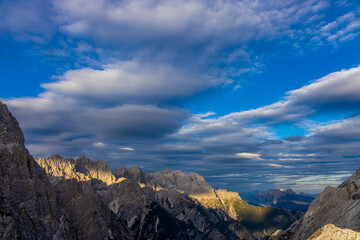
[308,224,360,240]
[278,167,360,240]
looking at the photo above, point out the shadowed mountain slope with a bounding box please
[274,166,360,240]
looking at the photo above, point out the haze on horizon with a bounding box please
[1,0,360,194]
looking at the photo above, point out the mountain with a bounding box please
[0,101,131,239]
[114,167,297,239]
[242,189,315,211]
[273,166,360,240]
[0,100,298,239]
[36,155,297,239]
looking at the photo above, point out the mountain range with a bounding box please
[1,100,360,239]
[241,189,315,212]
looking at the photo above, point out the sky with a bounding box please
[1,0,360,193]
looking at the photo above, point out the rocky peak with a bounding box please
[114,167,129,178]
[0,102,25,153]
[356,166,360,175]
[284,189,296,195]
[0,101,59,239]
[74,156,116,184]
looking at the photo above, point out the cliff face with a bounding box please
[276,166,360,240]
[0,100,297,239]
[0,102,58,239]
[0,101,131,240]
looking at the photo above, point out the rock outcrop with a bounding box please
[308,224,360,240]
[276,166,360,240]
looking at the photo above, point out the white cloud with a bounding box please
[119,147,135,151]
[43,61,228,104]
[94,142,106,147]
[55,0,327,48]
[235,152,263,160]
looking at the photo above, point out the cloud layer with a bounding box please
[1,0,360,193]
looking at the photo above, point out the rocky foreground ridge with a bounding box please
[271,165,360,240]
[307,224,360,240]
[0,100,297,239]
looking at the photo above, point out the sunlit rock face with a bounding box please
[276,166,360,240]
[116,166,297,239]
[39,156,237,239]
[308,224,360,240]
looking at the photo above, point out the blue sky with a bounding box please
[1,0,360,193]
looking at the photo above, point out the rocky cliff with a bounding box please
[275,166,360,240]
[0,101,131,240]
[0,99,58,239]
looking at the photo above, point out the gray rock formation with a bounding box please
[116,166,297,239]
[308,224,360,240]
[0,101,58,239]
[0,101,131,240]
[276,166,360,240]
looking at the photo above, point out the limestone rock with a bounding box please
[0,101,58,239]
[117,166,297,239]
[308,224,360,240]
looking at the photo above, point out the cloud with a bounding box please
[2,0,360,194]
[235,152,263,160]
[0,0,55,42]
[55,0,327,48]
[221,65,360,124]
[119,147,135,151]
[42,61,228,104]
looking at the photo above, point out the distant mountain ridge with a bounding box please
[242,188,315,211]
[36,155,298,239]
